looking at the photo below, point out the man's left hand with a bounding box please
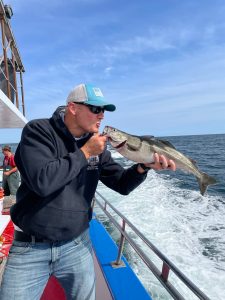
[138,153,176,173]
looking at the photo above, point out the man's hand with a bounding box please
[3,171,11,176]
[138,153,176,173]
[81,134,107,159]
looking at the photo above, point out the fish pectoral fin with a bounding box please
[127,144,139,151]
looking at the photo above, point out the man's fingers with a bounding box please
[168,159,176,171]
[153,153,160,163]
[152,153,176,170]
[159,155,168,169]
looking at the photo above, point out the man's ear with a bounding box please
[67,102,77,116]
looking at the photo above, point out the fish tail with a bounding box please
[197,172,217,196]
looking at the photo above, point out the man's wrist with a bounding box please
[137,163,151,173]
[80,145,91,160]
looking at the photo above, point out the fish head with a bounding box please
[103,126,128,149]
[103,126,152,163]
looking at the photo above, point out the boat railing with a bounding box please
[93,191,210,300]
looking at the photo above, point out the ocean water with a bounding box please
[96,134,225,300]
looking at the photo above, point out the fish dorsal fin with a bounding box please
[158,139,177,149]
[189,157,197,165]
[140,135,155,142]
[140,135,177,150]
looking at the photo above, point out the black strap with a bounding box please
[14,230,51,243]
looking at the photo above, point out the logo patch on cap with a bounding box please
[93,87,103,97]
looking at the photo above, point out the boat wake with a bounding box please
[97,169,225,300]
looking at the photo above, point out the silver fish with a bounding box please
[103,125,217,195]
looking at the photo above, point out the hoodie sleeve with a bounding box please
[100,149,147,195]
[15,120,88,197]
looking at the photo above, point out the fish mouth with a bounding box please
[114,140,127,149]
[108,138,127,149]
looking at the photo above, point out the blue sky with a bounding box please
[1,0,225,142]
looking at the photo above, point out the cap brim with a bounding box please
[103,104,116,112]
[84,100,116,111]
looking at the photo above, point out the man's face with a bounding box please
[76,103,104,133]
[67,102,105,135]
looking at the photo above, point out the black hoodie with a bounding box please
[10,106,147,241]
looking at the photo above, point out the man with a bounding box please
[1,145,20,196]
[0,83,176,300]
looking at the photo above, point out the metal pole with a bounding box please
[161,262,170,281]
[0,17,11,100]
[11,50,19,108]
[115,219,126,264]
[19,70,25,116]
[111,219,126,268]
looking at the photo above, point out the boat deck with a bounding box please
[90,217,151,300]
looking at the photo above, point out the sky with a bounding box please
[1,0,225,142]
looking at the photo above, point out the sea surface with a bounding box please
[1,135,225,299]
[96,134,225,300]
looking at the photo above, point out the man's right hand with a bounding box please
[81,134,107,159]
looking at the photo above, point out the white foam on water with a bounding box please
[110,150,123,160]
[97,170,225,300]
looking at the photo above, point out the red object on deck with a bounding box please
[0,187,4,198]
[0,214,66,299]
[41,276,66,300]
[0,219,14,257]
